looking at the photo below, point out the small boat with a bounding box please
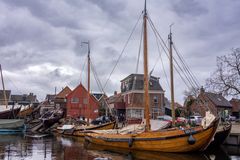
[58,120,116,139]
[41,108,64,128]
[0,119,25,134]
[0,106,21,119]
[0,64,22,119]
[208,122,232,148]
[18,105,34,118]
[72,121,116,136]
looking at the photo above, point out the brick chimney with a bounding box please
[200,86,205,94]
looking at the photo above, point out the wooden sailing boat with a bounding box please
[84,1,219,152]
[0,64,21,119]
[0,64,25,134]
[58,42,115,136]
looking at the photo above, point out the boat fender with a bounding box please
[188,134,196,145]
[128,137,134,147]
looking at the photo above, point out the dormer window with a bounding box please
[149,81,153,86]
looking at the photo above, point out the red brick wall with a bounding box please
[66,84,99,120]
[190,94,218,116]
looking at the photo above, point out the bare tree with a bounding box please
[206,48,240,97]
[183,87,200,100]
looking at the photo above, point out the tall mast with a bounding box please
[169,25,175,126]
[82,41,90,124]
[0,64,8,108]
[143,0,150,131]
[87,41,90,124]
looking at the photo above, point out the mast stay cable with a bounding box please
[103,12,143,90]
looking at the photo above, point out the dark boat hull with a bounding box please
[0,107,21,119]
[208,122,232,148]
[43,117,61,128]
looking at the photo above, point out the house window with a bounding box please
[153,96,158,104]
[128,109,143,118]
[83,98,87,104]
[71,97,79,103]
[128,94,131,104]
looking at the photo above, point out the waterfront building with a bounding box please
[121,74,165,120]
[66,83,99,120]
[189,88,232,118]
[230,98,240,119]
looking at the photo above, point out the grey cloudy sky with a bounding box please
[0,0,239,103]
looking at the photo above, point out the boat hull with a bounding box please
[18,106,34,117]
[72,121,116,136]
[0,119,25,129]
[85,119,219,153]
[43,117,61,128]
[208,122,232,148]
[59,121,116,139]
[0,119,25,134]
[0,107,21,119]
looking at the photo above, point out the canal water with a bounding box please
[0,134,239,160]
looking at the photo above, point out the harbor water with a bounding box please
[0,134,239,160]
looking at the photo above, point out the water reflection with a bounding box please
[0,134,239,160]
[86,143,208,160]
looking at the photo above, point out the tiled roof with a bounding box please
[121,74,164,92]
[11,93,38,103]
[107,93,123,104]
[55,86,72,99]
[205,92,232,108]
[45,94,56,101]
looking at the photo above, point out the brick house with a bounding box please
[55,86,72,107]
[230,98,240,119]
[189,88,232,118]
[107,91,126,119]
[66,83,99,120]
[11,93,38,105]
[92,93,108,116]
[54,86,72,117]
[121,74,165,120]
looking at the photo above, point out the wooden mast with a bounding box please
[87,41,91,124]
[0,64,8,108]
[169,25,175,126]
[143,0,150,131]
[82,41,90,124]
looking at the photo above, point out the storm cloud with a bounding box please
[0,0,239,103]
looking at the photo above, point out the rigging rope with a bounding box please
[172,43,201,88]
[90,59,111,109]
[80,56,88,84]
[135,22,144,73]
[103,12,143,90]
[153,32,171,89]
[147,16,195,90]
